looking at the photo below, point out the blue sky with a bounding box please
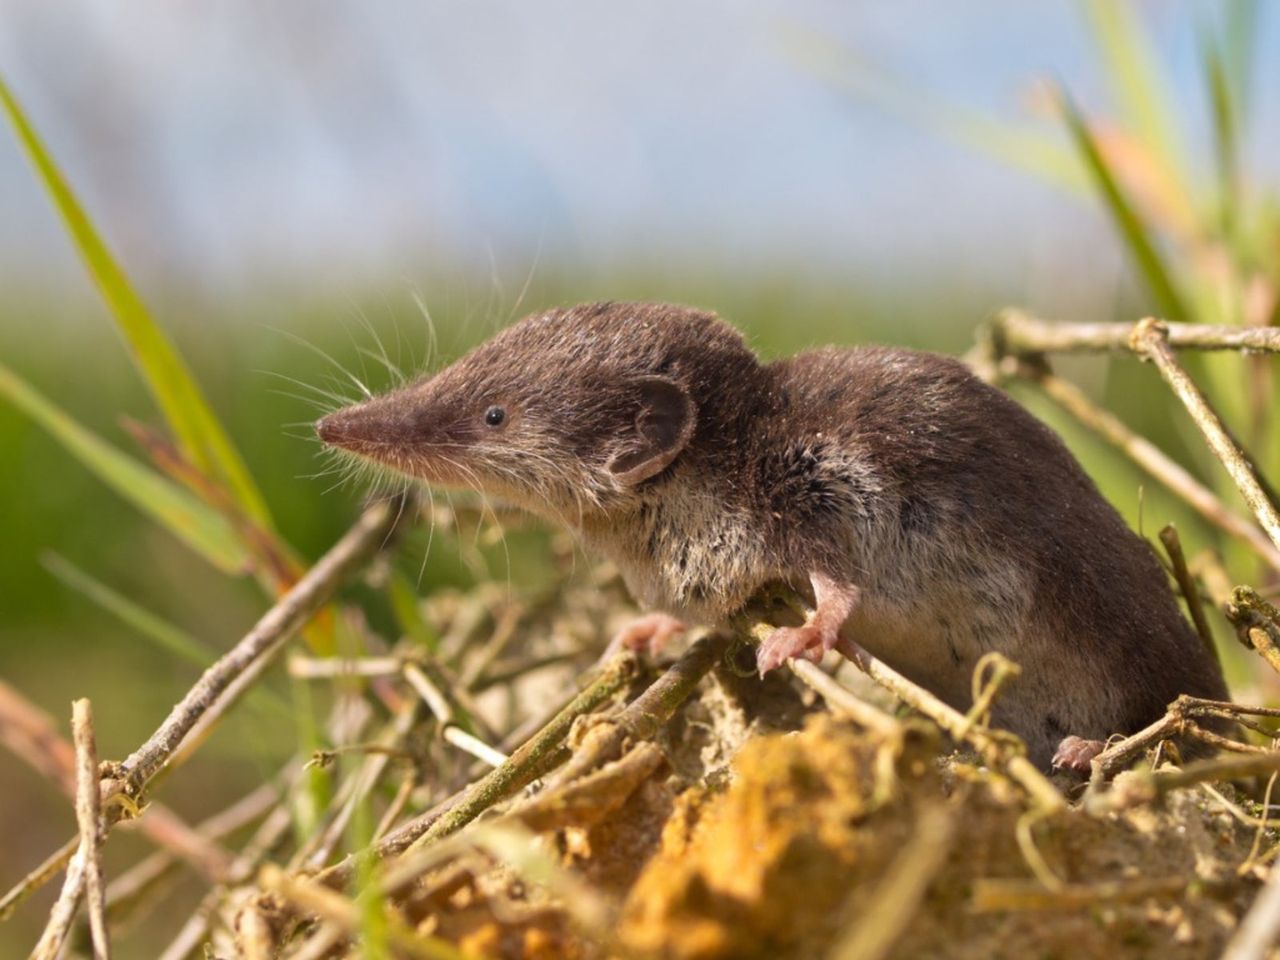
[0,1,1275,300]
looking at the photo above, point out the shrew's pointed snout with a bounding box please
[315,411,366,447]
[314,398,418,453]
[315,407,374,448]
[314,414,338,444]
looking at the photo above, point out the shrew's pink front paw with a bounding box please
[613,613,686,658]
[756,622,836,676]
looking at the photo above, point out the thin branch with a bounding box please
[1159,524,1219,668]
[30,702,105,960]
[1088,696,1280,780]
[14,500,405,955]
[442,726,508,768]
[105,780,279,928]
[510,741,666,833]
[972,875,1199,912]
[1085,752,1280,815]
[974,310,1280,574]
[294,700,422,872]
[0,678,75,793]
[744,589,1064,811]
[288,655,404,678]
[788,660,900,737]
[834,634,1063,811]
[1129,318,1280,553]
[156,804,295,960]
[0,838,77,924]
[30,843,87,960]
[0,680,235,916]
[1228,590,1280,677]
[115,496,407,798]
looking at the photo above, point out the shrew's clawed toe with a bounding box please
[756,622,835,675]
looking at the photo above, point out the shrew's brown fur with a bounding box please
[317,301,1227,768]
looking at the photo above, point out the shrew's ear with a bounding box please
[607,376,695,485]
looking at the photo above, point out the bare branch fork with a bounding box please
[977,310,1280,571]
[1128,319,1280,554]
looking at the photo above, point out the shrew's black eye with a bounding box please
[484,406,506,427]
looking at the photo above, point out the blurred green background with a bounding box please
[2,1,1279,954]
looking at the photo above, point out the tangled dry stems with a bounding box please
[4,311,1280,958]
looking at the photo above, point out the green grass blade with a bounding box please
[1201,27,1241,250]
[0,361,250,573]
[41,551,214,666]
[389,570,441,653]
[41,551,292,719]
[1082,0,1187,192]
[1222,0,1260,121]
[0,73,272,529]
[780,27,1086,192]
[1059,92,1191,322]
[1202,4,1261,267]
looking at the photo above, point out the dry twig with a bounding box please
[1088,696,1280,783]
[116,496,408,798]
[993,309,1280,356]
[14,499,405,956]
[31,700,109,960]
[73,700,110,960]
[829,802,955,960]
[1223,858,1280,960]
[743,599,1064,812]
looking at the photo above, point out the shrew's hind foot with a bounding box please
[1052,735,1106,776]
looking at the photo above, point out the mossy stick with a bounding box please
[788,659,900,736]
[546,631,733,788]
[308,651,638,887]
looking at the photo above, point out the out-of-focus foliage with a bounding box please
[1,3,1278,955]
